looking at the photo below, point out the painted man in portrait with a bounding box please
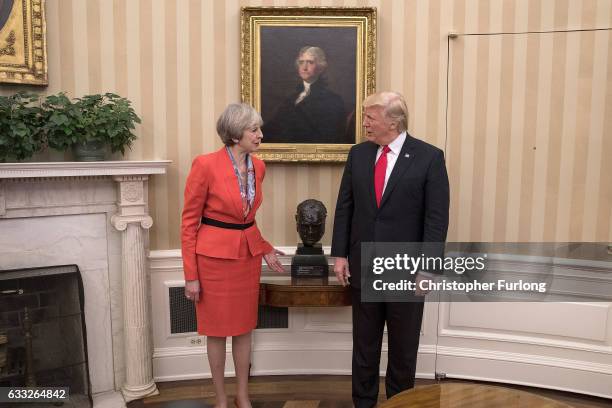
[263,46,350,144]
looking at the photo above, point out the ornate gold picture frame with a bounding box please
[241,7,376,162]
[0,0,47,85]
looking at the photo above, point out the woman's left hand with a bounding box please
[264,248,285,273]
[184,279,201,302]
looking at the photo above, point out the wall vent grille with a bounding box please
[168,287,288,333]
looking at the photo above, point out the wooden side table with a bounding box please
[259,274,351,307]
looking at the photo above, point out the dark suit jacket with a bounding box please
[330,134,450,287]
[263,79,349,144]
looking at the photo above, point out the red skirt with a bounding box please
[195,235,262,337]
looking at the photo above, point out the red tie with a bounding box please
[374,145,390,207]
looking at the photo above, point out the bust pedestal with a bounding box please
[291,243,328,278]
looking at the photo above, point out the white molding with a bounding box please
[149,249,182,260]
[271,246,332,257]
[152,345,437,382]
[154,373,216,382]
[154,347,208,358]
[253,342,354,352]
[438,327,612,354]
[436,346,612,375]
[149,247,337,277]
[302,321,353,333]
[153,370,437,382]
[246,368,430,377]
[438,313,612,354]
[484,258,612,278]
[480,252,611,270]
[418,344,437,355]
[149,250,183,271]
[92,391,126,408]
[0,160,171,179]
[0,185,5,215]
[149,247,331,257]
[153,342,437,358]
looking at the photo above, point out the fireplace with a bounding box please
[0,161,169,407]
[0,265,90,407]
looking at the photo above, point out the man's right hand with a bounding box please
[333,257,351,287]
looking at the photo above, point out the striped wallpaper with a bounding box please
[1,0,610,248]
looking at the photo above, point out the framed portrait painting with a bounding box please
[0,0,47,85]
[241,7,376,162]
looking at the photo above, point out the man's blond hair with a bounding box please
[363,91,409,132]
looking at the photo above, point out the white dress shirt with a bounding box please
[375,131,437,281]
[375,131,406,195]
[295,81,312,105]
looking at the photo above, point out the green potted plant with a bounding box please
[44,92,141,161]
[0,92,45,162]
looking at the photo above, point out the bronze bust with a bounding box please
[295,199,327,247]
[292,199,328,278]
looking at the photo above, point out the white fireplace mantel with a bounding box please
[0,160,170,179]
[0,160,170,408]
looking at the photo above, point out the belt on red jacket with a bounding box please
[201,217,254,230]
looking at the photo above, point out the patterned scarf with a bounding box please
[226,146,255,219]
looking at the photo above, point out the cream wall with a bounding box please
[2,0,610,249]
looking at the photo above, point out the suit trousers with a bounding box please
[350,289,424,408]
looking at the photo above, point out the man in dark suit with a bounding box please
[263,46,350,144]
[331,91,449,407]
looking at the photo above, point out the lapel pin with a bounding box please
[405,153,410,158]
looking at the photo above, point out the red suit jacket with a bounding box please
[181,147,273,281]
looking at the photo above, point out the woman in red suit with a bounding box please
[181,103,284,408]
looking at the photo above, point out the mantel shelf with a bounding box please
[0,160,172,179]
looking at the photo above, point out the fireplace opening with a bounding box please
[0,265,91,406]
